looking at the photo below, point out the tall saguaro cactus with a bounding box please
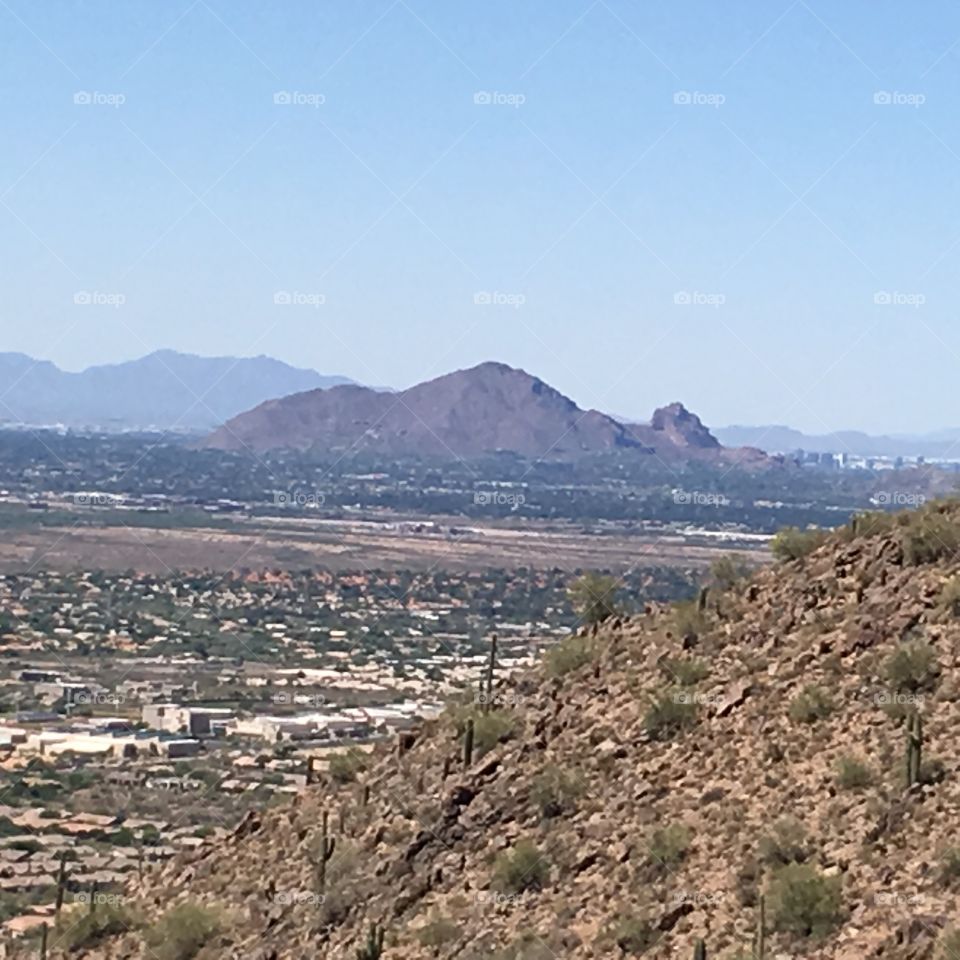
[906,711,924,787]
[483,634,498,711]
[463,717,474,768]
[693,938,706,960]
[311,810,336,894]
[356,923,385,960]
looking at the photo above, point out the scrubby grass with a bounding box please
[328,746,368,784]
[835,755,873,790]
[57,903,138,951]
[788,685,834,724]
[937,577,960,617]
[901,509,960,566]
[939,847,960,886]
[417,916,460,951]
[492,840,549,894]
[771,527,829,562]
[759,818,809,867]
[643,689,698,741]
[672,600,707,638]
[709,554,752,589]
[659,656,710,686]
[567,572,621,626]
[768,863,845,939]
[544,635,595,678]
[609,913,659,954]
[530,764,582,819]
[647,824,691,872]
[144,903,222,960]
[473,710,516,756]
[886,639,939,693]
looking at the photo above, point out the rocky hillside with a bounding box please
[40,502,960,959]
[200,361,763,463]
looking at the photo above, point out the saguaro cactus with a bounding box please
[54,852,68,918]
[356,923,385,960]
[697,587,709,613]
[39,922,48,960]
[463,717,474,768]
[483,634,498,711]
[755,893,766,959]
[693,940,706,960]
[906,711,924,787]
[311,810,336,894]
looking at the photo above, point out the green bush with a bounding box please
[939,928,960,959]
[768,863,845,939]
[788,685,833,724]
[901,511,960,565]
[709,554,752,589]
[417,916,460,950]
[544,635,595,678]
[144,902,222,960]
[327,747,368,784]
[492,840,549,894]
[886,639,939,693]
[567,572,621,626]
[939,847,960,886]
[643,689,698,740]
[57,903,138,950]
[659,656,710,686]
[771,527,829,562]
[938,577,960,616]
[647,824,691,872]
[609,913,659,954]
[672,600,707,638]
[473,711,516,756]
[529,764,582,819]
[835,755,873,790]
[759,818,809,867]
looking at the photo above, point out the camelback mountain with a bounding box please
[57,501,960,959]
[200,361,764,463]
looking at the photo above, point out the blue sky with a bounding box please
[2,0,960,433]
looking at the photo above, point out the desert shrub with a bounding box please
[492,840,549,894]
[473,711,516,756]
[544,635,595,678]
[939,928,960,959]
[417,915,460,951]
[144,903,222,960]
[768,863,845,938]
[647,824,691,872]
[835,755,873,790]
[771,527,829,562]
[846,510,898,540]
[659,656,710,686]
[57,903,138,951]
[567,572,621,626]
[530,764,581,819]
[788,685,833,724]
[938,577,960,617]
[709,554,752,589]
[939,847,960,886]
[609,912,659,954]
[886,639,939,693]
[901,510,960,565]
[759,818,809,867]
[672,600,707,638]
[327,747,368,784]
[643,689,698,740]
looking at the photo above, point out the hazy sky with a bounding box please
[2,1,960,433]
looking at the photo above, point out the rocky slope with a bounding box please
[42,503,960,959]
[200,361,763,464]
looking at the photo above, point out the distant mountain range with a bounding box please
[715,424,960,460]
[0,351,355,431]
[202,361,767,463]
